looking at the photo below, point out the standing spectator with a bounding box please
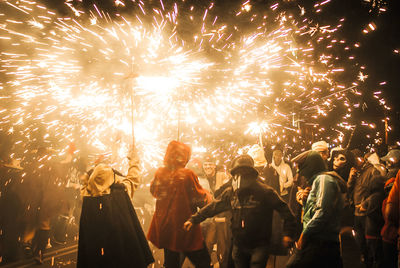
[328,149,355,182]
[382,149,400,180]
[202,155,228,194]
[381,149,400,267]
[328,149,356,227]
[385,169,400,268]
[247,144,279,192]
[147,141,212,268]
[288,151,347,268]
[359,175,385,268]
[288,143,329,241]
[184,154,295,268]
[348,152,382,266]
[200,155,231,268]
[311,141,330,162]
[271,149,293,202]
[77,145,154,268]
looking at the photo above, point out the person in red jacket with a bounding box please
[147,140,212,268]
[385,169,400,268]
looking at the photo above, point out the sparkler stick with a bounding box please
[258,130,263,148]
[124,66,138,145]
[345,126,356,150]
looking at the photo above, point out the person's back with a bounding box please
[302,172,346,242]
[288,151,346,268]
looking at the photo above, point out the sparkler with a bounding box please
[0,0,392,173]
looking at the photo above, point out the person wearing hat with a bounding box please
[311,140,330,161]
[184,154,295,268]
[287,151,347,268]
[383,150,400,268]
[382,149,400,179]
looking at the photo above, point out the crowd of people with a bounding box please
[1,138,400,268]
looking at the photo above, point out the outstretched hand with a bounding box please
[183,221,193,231]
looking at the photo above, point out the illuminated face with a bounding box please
[333,153,347,170]
[203,162,216,177]
[273,151,283,166]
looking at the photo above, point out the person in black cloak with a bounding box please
[77,145,154,268]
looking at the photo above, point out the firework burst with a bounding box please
[0,0,386,172]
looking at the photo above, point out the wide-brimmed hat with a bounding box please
[230,154,258,176]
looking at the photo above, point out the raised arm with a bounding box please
[123,145,141,198]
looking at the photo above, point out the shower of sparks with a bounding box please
[0,0,391,173]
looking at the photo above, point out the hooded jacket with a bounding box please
[80,147,140,198]
[295,151,347,242]
[147,141,210,252]
[302,171,347,242]
[189,179,295,249]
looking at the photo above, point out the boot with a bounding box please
[33,229,50,265]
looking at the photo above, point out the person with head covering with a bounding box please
[147,141,212,268]
[184,154,295,268]
[382,149,400,179]
[348,151,384,266]
[287,151,347,268]
[380,148,400,267]
[77,144,154,268]
[328,148,356,182]
[359,174,385,268]
[384,167,400,268]
[311,140,330,161]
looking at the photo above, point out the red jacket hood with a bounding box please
[164,140,191,170]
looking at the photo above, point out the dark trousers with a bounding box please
[215,221,232,268]
[354,215,368,261]
[286,239,343,268]
[232,244,269,268]
[382,241,397,268]
[164,247,211,268]
[366,238,383,268]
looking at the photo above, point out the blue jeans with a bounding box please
[232,244,269,268]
